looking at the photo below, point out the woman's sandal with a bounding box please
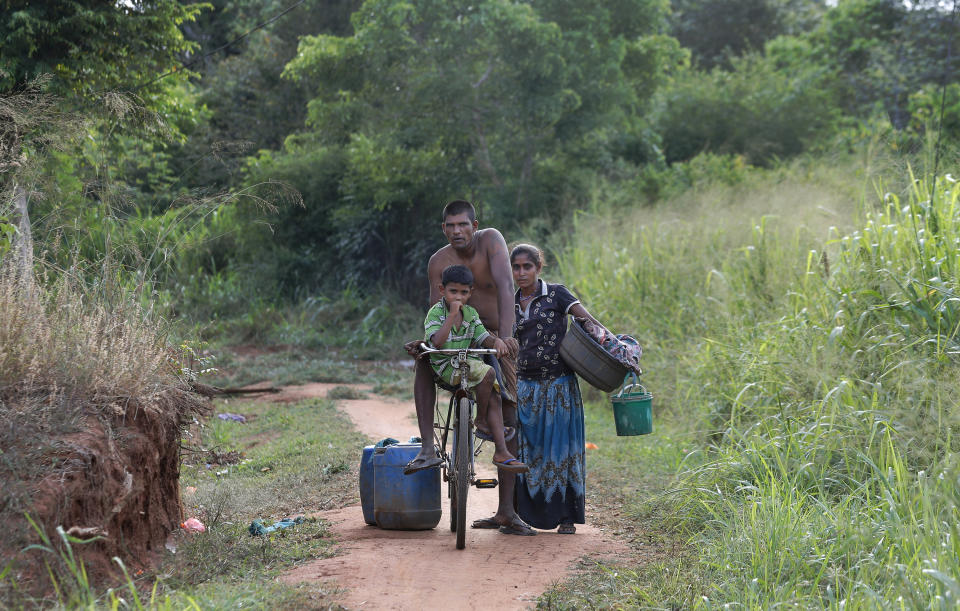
[557,523,577,534]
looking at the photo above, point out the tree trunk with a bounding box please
[471,109,503,187]
[13,184,33,285]
[515,136,535,215]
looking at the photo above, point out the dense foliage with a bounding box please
[3,0,957,311]
[2,0,960,605]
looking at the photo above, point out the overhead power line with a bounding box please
[127,0,309,94]
[930,0,959,194]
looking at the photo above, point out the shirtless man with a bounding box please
[404,199,536,536]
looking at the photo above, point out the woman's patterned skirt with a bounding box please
[516,373,585,529]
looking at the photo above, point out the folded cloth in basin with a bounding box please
[579,319,642,375]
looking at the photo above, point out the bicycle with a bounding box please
[416,342,500,550]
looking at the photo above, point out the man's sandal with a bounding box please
[403,455,442,475]
[499,517,537,536]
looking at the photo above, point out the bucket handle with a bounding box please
[615,372,646,397]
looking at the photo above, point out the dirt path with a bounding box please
[271,383,629,610]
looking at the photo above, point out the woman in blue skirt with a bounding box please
[510,244,602,534]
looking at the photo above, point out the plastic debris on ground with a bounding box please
[217,412,247,423]
[248,516,306,536]
[182,518,206,533]
[585,442,599,450]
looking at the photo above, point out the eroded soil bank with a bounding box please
[2,388,207,593]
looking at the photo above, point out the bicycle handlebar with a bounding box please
[417,342,498,355]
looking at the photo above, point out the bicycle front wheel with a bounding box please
[453,396,472,549]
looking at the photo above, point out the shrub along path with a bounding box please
[275,384,634,609]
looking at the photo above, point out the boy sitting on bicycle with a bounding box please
[404,264,529,475]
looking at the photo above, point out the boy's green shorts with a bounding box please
[434,359,499,393]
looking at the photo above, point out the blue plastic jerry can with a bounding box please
[373,443,441,530]
[358,445,377,525]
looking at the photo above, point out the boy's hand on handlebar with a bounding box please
[503,337,519,359]
[493,337,509,358]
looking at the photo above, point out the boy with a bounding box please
[404,264,528,475]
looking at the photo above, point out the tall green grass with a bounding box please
[555,159,960,606]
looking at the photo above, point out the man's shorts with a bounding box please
[487,332,517,427]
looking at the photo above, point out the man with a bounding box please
[405,199,536,536]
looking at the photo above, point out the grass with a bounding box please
[205,344,414,391]
[538,157,960,606]
[158,393,369,607]
[327,385,368,400]
[184,287,423,363]
[535,396,702,609]
[0,262,182,408]
[206,347,366,388]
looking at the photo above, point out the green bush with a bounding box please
[654,41,837,165]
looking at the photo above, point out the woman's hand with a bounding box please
[569,303,602,328]
[503,336,519,358]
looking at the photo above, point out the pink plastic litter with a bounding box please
[181,517,206,533]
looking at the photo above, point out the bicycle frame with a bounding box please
[417,342,498,454]
[417,342,498,549]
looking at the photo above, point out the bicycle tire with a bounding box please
[449,476,457,532]
[446,396,457,532]
[454,397,472,549]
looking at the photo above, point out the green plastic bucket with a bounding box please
[611,373,653,436]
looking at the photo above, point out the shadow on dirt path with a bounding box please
[262,383,629,610]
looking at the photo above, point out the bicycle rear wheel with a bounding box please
[442,396,457,532]
[453,397,472,549]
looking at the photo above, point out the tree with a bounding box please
[810,0,959,129]
[0,0,204,98]
[671,0,785,69]
[169,0,359,193]
[0,0,204,273]
[275,0,680,294]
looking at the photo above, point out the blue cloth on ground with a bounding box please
[248,516,306,536]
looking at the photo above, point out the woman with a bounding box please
[510,243,601,534]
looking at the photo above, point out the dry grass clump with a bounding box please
[0,264,174,408]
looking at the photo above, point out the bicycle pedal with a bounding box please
[474,478,498,489]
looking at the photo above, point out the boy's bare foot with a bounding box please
[474,423,515,442]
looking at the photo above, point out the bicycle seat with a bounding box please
[420,345,510,402]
